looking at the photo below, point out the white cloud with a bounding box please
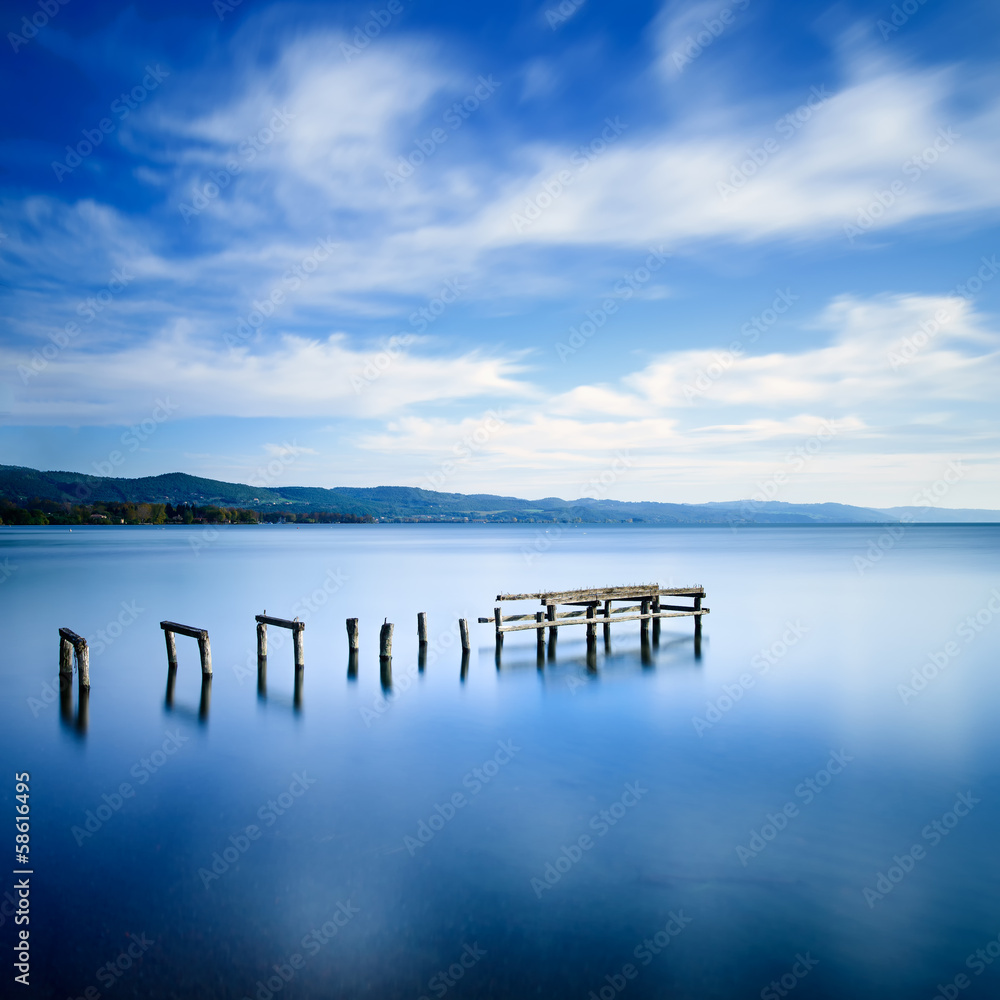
[350,293,1000,502]
[2,321,534,424]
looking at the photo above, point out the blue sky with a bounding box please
[2,0,999,506]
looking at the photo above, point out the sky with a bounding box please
[1,0,999,507]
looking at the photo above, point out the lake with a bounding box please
[3,523,999,1000]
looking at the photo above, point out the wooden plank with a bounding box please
[496,585,704,602]
[497,609,710,633]
[255,614,304,631]
[479,601,699,624]
[480,608,591,624]
[160,620,208,640]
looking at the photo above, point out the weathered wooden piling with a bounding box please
[346,617,359,652]
[255,614,304,675]
[59,628,90,688]
[348,649,359,679]
[256,621,267,666]
[459,618,471,652]
[586,604,597,645]
[379,621,393,660]
[164,630,178,670]
[536,612,545,659]
[493,607,503,648]
[640,598,650,641]
[603,599,612,649]
[60,635,73,677]
[417,612,428,645]
[652,595,661,645]
[160,621,212,677]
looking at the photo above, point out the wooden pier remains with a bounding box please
[59,627,90,688]
[255,613,305,672]
[479,583,708,655]
[160,621,212,676]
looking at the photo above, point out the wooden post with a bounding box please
[494,607,503,649]
[694,595,702,655]
[293,667,303,710]
[640,598,650,641]
[76,640,90,688]
[380,657,392,691]
[346,618,359,651]
[379,621,393,660]
[164,629,178,671]
[460,650,470,680]
[347,649,358,679]
[603,599,612,649]
[652,595,661,646]
[586,604,596,645]
[547,603,556,643]
[459,618,471,652]
[536,611,545,659]
[60,637,73,679]
[417,612,428,645]
[293,628,304,671]
[256,622,267,669]
[198,634,212,677]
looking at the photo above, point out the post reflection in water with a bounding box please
[488,625,705,679]
[380,657,392,692]
[164,666,211,724]
[199,675,211,721]
[59,674,89,736]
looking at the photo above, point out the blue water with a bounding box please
[2,523,1000,999]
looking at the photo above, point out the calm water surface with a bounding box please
[2,523,999,999]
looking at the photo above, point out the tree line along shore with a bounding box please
[0,499,372,526]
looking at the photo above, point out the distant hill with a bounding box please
[1,464,998,523]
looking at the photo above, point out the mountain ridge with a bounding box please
[1,465,997,523]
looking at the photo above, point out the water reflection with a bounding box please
[164,666,211,723]
[59,674,89,736]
